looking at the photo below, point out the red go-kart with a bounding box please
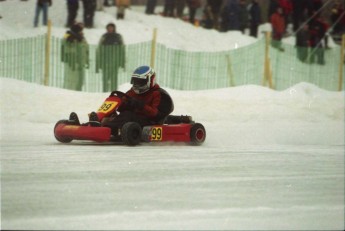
[54,91,206,146]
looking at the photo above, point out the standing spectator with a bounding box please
[221,0,240,31]
[176,0,186,19]
[186,0,201,24]
[330,0,345,36]
[249,0,261,37]
[238,0,248,34]
[81,0,96,28]
[207,0,223,29]
[309,14,328,65]
[33,0,52,27]
[269,0,292,26]
[96,23,125,92]
[145,0,157,15]
[295,24,309,62]
[61,23,89,91]
[270,6,286,51]
[291,0,308,32]
[163,0,175,17]
[200,4,214,29]
[66,0,79,28]
[116,0,130,19]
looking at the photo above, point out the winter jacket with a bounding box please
[121,84,174,122]
[207,0,223,14]
[61,30,89,70]
[96,32,125,71]
[296,28,309,47]
[223,0,240,30]
[271,12,285,39]
[249,2,261,24]
[309,18,328,47]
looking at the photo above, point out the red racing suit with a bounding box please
[121,84,174,122]
[103,84,174,136]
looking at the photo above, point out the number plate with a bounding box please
[97,101,118,113]
[151,127,163,141]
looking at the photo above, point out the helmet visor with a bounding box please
[131,77,149,94]
[131,77,147,86]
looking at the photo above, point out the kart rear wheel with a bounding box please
[121,122,142,146]
[54,120,73,143]
[190,123,206,145]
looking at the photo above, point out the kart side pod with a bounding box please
[140,123,206,145]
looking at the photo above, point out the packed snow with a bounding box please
[0,0,260,51]
[0,0,344,230]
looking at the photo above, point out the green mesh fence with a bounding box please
[0,34,343,92]
[270,40,343,91]
[0,35,46,84]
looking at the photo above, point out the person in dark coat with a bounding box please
[249,0,261,37]
[66,0,79,28]
[330,1,345,36]
[295,24,309,62]
[221,0,240,31]
[207,0,223,29]
[61,23,89,91]
[33,0,52,27]
[101,66,174,138]
[291,0,308,32]
[145,0,157,14]
[96,23,125,92]
[81,0,96,28]
[309,14,328,65]
[238,0,248,34]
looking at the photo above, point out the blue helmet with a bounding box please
[131,66,156,94]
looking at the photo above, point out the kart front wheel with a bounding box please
[54,120,73,143]
[121,122,142,146]
[190,123,206,145]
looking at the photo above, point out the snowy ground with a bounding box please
[1,78,344,230]
[1,1,344,230]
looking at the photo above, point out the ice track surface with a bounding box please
[1,78,344,230]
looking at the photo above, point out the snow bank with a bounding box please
[1,77,343,146]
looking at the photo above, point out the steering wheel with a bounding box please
[109,91,131,99]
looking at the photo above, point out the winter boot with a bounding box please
[89,111,101,127]
[69,112,80,125]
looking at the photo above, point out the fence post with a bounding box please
[44,19,52,86]
[150,28,157,68]
[339,34,345,91]
[263,31,274,89]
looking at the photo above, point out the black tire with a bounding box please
[190,123,206,145]
[121,122,142,146]
[54,120,73,143]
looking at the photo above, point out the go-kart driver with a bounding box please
[100,65,174,136]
